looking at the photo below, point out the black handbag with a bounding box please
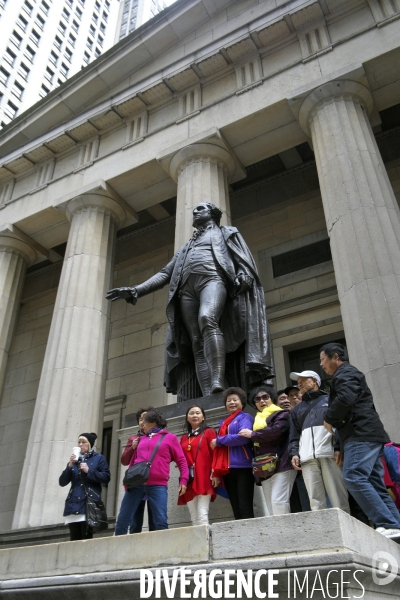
[85,495,108,533]
[123,433,166,488]
[79,470,108,534]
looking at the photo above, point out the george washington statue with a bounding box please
[107,202,274,401]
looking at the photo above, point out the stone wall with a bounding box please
[0,181,344,531]
[236,190,331,297]
[232,188,341,389]
[4,155,399,529]
[107,245,175,421]
[0,286,57,531]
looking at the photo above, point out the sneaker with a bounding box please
[376,527,400,539]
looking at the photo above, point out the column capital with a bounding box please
[54,180,138,228]
[157,126,246,184]
[297,80,373,137]
[287,63,374,137]
[170,143,237,182]
[0,224,56,266]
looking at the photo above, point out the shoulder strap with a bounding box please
[299,397,324,430]
[148,433,167,466]
[192,432,205,466]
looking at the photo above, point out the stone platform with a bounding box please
[1,510,399,599]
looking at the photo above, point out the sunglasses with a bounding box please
[254,394,269,402]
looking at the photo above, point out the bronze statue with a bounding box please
[107,202,274,400]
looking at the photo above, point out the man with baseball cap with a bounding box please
[284,385,302,408]
[288,370,350,513]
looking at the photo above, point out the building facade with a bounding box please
[116,0,167,40]
[0,0,120,128]
[0,0,399,533]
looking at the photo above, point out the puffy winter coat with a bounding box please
[59,451,110,516]
[216,411,254,468]
[288,389,339,464]
[324,362,389,448]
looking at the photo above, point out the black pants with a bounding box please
[224,468,254,520]
[348,492,369,525]
[290,472,312,513]
[68,522,93,541]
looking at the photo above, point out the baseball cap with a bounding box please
[289,370,321,387]
[284,385,300,396]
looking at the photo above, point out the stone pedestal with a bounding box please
[0,235,36,395]
[298,81,400,440]
[12,190,130,529]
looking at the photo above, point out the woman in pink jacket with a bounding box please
[115,409,189,533]
[120,406,155,533]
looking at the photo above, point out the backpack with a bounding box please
[383,442,400,509]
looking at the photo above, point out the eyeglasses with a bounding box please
[255,394,269,402]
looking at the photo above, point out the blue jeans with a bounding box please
[343,441,400,529]
[115,485,168,535]
[130,499,155,533]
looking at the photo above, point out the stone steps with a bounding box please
[1,510,399,599]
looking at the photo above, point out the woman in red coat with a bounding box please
[178,405,219,526]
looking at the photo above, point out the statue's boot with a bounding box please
[203,330,226,393]
[193,346,211,396]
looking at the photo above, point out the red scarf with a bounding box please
[211,410,242,477]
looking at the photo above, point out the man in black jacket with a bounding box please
[321,342,400,539]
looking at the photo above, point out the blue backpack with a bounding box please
[384,443,400,485]
[383,442,400,509]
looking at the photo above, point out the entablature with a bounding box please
[0,0,399,254]
[0,0,388,169]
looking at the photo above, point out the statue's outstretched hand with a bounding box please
[106,287,138,305]
[233,273,253,296]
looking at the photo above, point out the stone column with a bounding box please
[169,144,236,250]
[157,129,246,250]
[0,236,36,395]
[298,80,400,439]
[12,191,128,529]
